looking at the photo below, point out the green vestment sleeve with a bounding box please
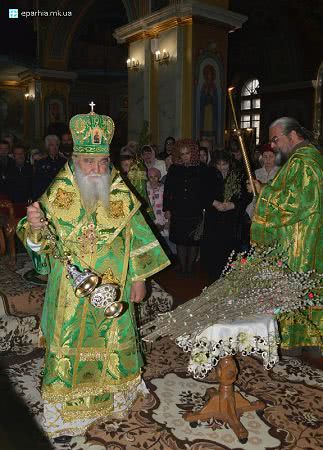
[251,146,322,272]
[251,145,323,350]
[128,209,170,281]
[16,214,52,275]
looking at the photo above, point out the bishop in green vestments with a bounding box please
[251,117,322,350]
[17,108,170,438]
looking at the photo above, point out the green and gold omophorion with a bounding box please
[17,161,170,437]
[251,142,323,349]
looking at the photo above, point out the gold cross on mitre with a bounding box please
[89,101,96,114]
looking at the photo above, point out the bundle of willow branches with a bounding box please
[141,246,322,342]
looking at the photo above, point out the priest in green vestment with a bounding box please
[250,117,322,351]
[17,106,170,438]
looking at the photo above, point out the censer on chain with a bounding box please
[40,214,125,319]
[66,263,125,318]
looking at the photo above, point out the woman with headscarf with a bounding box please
[201,151,252,283]
[141,144,167,179]
[163,139,207,275]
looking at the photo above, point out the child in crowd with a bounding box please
[147,167,175,254]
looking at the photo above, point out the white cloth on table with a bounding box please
[176,314,280,379]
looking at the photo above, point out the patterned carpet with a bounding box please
[2,338,323,450]
[0,254,322,449]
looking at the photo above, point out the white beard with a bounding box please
[74,163,110,213]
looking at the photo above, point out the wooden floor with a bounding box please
[154,260,209,307]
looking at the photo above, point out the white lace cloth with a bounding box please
[176,314,280,379]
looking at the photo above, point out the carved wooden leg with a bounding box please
[183,355,265,443]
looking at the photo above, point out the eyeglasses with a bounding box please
[269,133,286,144]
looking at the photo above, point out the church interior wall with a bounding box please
[127,40,145,143]
[260,87,315,143]
[1,0,322,148]
[0,86,24,141]
[157,27,179,147]
[228,0,323,144]
[192,21,228,70]
[201,0,229,8]
[70,80,127,120]
[192,20,228,148]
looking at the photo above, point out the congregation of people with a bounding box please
[0,113,321,441]
[0,132,72,220]
[0,125,285,285]
[115,134,285,283]
[4,116,321,289]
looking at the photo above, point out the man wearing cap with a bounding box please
[17,106,170,439]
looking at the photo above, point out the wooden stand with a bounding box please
[183,355,265,443]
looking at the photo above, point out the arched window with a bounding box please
[240,79,260,144]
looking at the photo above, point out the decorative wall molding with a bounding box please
[18,69,77,83]
[114,0,247,43]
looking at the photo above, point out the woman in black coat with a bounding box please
[163,139,207,275]
[201,151,252,283]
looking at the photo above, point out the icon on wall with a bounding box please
[195,54,224,149]
[44,95,67,136]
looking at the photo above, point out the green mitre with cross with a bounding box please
[70,101,115,155]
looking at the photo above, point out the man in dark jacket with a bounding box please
[33,134,65,199]
[5,145,33,205]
